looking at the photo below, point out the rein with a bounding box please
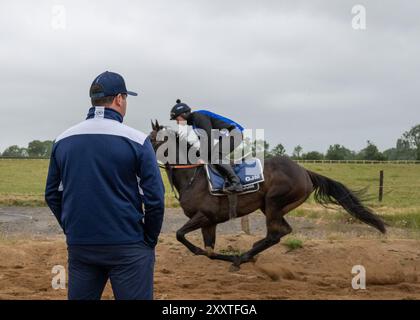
[160,164,203,169]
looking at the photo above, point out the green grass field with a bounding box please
[0,159,179,208]
[295,163,420,230]
[0,159,419,229]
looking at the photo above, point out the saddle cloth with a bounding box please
[205,158,264,196]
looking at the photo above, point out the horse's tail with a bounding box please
[306,170,386,233]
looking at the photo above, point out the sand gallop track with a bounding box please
[0,235,419,300]
[0,207,419,299]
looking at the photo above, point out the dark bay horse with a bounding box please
[149,121,386,269]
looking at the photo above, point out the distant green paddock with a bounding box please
[0,159,419,229]
[0,159,177,208]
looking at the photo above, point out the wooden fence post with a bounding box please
[379,170,384,202]
[241,216,250,234]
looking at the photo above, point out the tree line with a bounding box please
[258,124,420,161]
[1,140,53,158]
[1,124,419,160]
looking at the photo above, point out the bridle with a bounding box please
[158,163,204,201]
[152,126,203,201]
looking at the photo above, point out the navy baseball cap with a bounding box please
[89,71,138,98]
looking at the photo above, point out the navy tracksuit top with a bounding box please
[45,107,165,247]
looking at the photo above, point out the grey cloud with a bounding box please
[0,0,419,154]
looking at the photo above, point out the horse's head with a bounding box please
[149,119,199,164]
[149,119,167,151]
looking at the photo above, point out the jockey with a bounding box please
[170,99,244,193]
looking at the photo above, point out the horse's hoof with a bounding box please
[229,256,242,272]
[193,248,205,255]
[205,246,216,257]
[229,264,240,272]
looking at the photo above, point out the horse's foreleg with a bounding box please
[201,225,216,256]
[176,212,211,256]
[176,213,238,262]
[200,224,245,263]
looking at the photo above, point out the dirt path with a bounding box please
[0,206,417,239]
[0,207,419,299]
[0,235,419,300]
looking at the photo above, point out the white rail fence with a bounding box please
[1,157,419,164]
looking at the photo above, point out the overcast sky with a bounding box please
[0,0,419,154]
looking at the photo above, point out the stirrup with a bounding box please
[223,182,244,193]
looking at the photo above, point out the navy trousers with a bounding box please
[67,242,155,300]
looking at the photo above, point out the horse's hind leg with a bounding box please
[232,216,292,269]
[232,195,308,268]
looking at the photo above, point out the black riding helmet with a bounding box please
[170,99,191,120]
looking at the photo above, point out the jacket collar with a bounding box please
[186,112,194,126]
[86,106,123,123]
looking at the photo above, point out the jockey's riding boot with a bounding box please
[215,164,244,193]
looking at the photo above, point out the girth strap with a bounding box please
[227,193,238,220]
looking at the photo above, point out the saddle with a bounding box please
[204,158,264,196]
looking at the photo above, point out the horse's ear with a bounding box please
[151,119,156,130]
[155,120,160,128]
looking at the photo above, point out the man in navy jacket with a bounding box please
[45,71,165,300]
